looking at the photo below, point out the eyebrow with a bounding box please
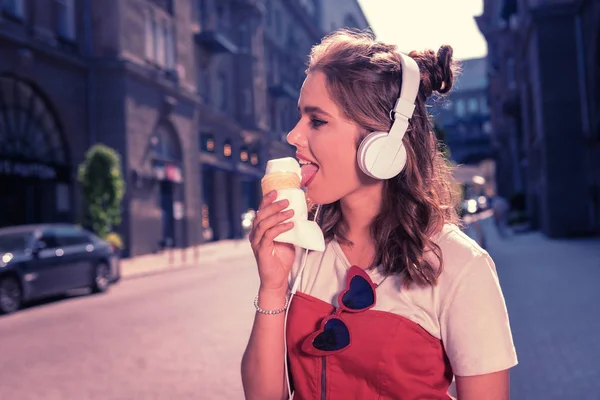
[298,105,333,117]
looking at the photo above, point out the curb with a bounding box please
[120,241,254,281]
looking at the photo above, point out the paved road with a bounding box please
[467,218,600,399]
[1,223,599,400]
[0,254,259,400]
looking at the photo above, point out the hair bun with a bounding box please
[408,45,456,98]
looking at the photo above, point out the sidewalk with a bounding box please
[120,238,253,279]
[470,217,600,398]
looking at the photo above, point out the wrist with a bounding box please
[257,286,289,309]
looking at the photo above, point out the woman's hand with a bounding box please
[249,191,296,294]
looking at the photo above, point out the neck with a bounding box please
[339,182,384,244]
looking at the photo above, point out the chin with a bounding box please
[306,183,341,206]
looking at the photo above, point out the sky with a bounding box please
[357,0,487,61]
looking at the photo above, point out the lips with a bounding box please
[297,154,319,187]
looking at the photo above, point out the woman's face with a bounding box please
[287,71,373,205]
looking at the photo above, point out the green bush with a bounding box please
[78,144,126,240]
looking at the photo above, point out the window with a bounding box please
[2,0,24,19]
[344,14,359,29]
[217,73,228,112]
[153,123,181,161]
[480,97,489,115]
[266,0,272,27]
[200,133,215,152]
[274,9,282,37]
[287,29,298,52]
[165,23,175,70]
[468,98,479,114]
[199,66,211,104]
[155,19,166,66]
[240,146,249,163]
[56,0,76,40]
[144,7,176,70]
[216,3,228,29]
[38,233,60,249]
[455,99,466,117]
[483,121,492,135]
[506,57,516,90]
[299,0,315,16]
[223,140,232,158]
[0,232,33,253]
[250,150,259,166]
[145,11,154,59]
[239,22,249,52]
[243,88,253,115]
[54,228,90,247]
[198,0,208,27]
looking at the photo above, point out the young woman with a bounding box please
[242,29,517,400]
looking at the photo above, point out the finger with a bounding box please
[261,221,294,245]
[258,190,278,210]
[254,209,294,244]
[254,199,290,226]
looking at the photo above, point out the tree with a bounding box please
[78,144,126,239]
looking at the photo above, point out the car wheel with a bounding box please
[92,263,111,293]
[0,275,22,314]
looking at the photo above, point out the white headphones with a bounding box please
[357,52,421,180]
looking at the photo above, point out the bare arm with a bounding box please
[241,288,289,400]
[455,369,510,400]
[241,191,296,400]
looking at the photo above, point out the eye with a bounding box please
[310,118,327,129]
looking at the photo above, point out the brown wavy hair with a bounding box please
[306,29,462,287]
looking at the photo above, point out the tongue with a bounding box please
[301,164,319,187]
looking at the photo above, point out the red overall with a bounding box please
[287,291,455,400]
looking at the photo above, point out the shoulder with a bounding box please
[433,226,517,375]
[434,224,495,292]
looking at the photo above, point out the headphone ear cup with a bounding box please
[357,131,407,180]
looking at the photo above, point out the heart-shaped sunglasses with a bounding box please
[301,266,381,356]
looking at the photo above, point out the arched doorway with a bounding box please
[0,75,71,228]
[150,121,184,247]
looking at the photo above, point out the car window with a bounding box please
[38,233,60,249]
[53,227,91,247]
[0,232,34,253]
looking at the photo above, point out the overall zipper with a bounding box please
[320,356,327,400]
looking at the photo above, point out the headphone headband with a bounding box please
[356,52,421,179]
[395,53,420,119]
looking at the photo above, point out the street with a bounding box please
[465,218,600,399]
[0,251,259,400]
[1,221,599,399]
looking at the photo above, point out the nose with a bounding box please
[286,122,307,148]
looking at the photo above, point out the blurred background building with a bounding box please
[476,0,600,238]
[0,0,369,256]
[430,56,495,201]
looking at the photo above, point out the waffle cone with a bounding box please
[261,172,301,195]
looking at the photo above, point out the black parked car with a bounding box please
[0,224,120,314]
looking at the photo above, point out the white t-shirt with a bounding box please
[288,223,518,377]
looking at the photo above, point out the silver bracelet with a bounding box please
[254,294,290,315]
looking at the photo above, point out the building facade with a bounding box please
[318,0,370,33]
[0,0,203,257]
[1,0,367,256]
[477,0,600,237]
[431,57,493,167]
[197,0,324,243]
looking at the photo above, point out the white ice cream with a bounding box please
[264,158,325,252]
[265,157,302,180]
